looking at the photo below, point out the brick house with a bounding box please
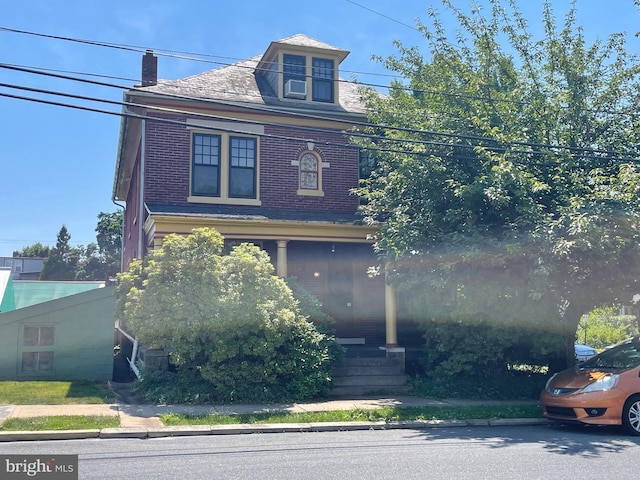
[112,34,404,359]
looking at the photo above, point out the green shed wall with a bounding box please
[0,286,116,381]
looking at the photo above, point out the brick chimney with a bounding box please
[141,50,157,87]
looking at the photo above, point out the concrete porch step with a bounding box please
[333,365,404,376]
[331,375,408,387]
[330,351,408,397]
[329,384,411,397]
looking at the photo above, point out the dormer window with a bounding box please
[312,58,334,103]
[283,54,306,100]
[281,54,335,103]
[256,35,348,106]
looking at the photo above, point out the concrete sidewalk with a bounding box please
[0,396,544,441]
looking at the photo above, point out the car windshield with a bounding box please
[581,338,640,370]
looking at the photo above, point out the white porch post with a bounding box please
[384,280,398,347]
[276,240,288,277]
[384,275,405,368]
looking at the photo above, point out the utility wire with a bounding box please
[5,24,640,120]
[345,0,420,32]
[5,62,138,83]
[0,26,402,82]
[1,86,637,167]
[6,24,640,121]
[0,25,612,110]
[1,62,638,161]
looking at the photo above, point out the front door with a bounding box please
[327,250,355,337]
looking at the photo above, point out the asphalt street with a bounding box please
[1,424,638,480]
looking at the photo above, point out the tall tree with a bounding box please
[76,210,123,280]
[39,226,77,280]
[28,211,122,281]
[356,0,640,371]
[95,210,122,265]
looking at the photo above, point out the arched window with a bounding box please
[299,152,319,190]
[294,150,325,196]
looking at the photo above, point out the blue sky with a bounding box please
[1,0,639,257]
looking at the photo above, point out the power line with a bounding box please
[2,62,638,162]
[345,0,420,32]
[0,26,403,83]
[0,25,581,109]
[3,24,640,118]
[1,85,638,168]
[0,24,524,104]
[4,62,138,83]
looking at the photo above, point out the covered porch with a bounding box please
[142,211,403,358]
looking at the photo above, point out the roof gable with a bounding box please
[259,34,350,66]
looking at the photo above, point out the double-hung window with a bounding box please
[283,54,306,97]
[229,137,256,198]
[312,58,334,103]
[190,131,259,203]
[192,133,220,196]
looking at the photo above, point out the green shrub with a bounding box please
[136,369,216,404]
[410,370,547,400]
[417,318,559,379]
[197,318,342,403]
[119,228,342,404]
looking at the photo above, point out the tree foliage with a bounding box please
[116,227,340,402]
[39,226,77,280]
[17,242,50,258]
[577,306,640,350]
[30,211,122,281]
[355,0,640,371]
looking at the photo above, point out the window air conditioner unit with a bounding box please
[285,79,307,99]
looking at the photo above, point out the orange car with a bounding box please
[541,336,640,435]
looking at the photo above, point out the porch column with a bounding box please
[276,240,288,277]
[384,280,398,347]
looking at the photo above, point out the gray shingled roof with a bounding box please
[136,34,367,114]
[272,34,349,54]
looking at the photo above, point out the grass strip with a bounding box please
[161,405,542,426]
[0,415,120,431]
[0,381,114,405]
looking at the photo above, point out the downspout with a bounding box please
[111,200,125,273]
[138,119,145,259]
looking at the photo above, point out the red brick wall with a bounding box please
[123,149,142,268]
[140,114,360,213]
[261,125,360,212]
[144,114,191,204]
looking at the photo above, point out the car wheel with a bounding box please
[622,395,640,436]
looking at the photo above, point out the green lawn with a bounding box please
[0,416,119,431]
[161,404,543,426]
[0,381,114,405]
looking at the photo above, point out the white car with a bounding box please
[575,342,597,362]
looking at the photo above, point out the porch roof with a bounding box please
[145,202,364,224]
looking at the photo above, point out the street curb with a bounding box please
[0,429,101,442]
[0,418,547,442]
